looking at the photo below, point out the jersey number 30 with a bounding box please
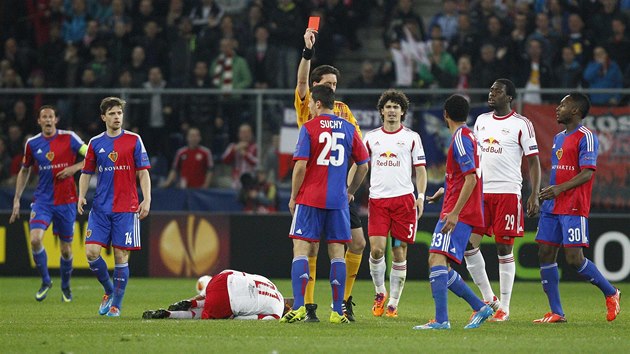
[317,132,345,166]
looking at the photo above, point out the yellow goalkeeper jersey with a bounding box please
[294,87,362,138]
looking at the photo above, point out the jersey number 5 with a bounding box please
[317,132,345,166]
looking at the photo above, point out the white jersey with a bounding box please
[363,126,426,199]
[225,270,285,320]
[474,110,539,194]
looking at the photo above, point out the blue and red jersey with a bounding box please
[441,126,484,228]
[542,125,597,217]
[82,130,151,213]
[23,130,85,205]
[293,113,369,209]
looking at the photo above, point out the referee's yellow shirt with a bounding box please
[294,87,363,138]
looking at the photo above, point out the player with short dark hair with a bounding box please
[10,105,87,302]
[533,92,621,323]
[78,96,152,317]
[364,89,427,318]
[414,94,493,330]
[142,270,291,320]
[292,27,366,322]
[281,85,369,324]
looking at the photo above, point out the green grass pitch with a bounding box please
[1,277,627,353]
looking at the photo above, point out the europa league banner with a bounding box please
[148,215,230,277]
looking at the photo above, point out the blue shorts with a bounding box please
[289,204,351,243]
[86,211,141,250]
[29,202,76,242]
[429,220,473,264]
[535,212,590,248]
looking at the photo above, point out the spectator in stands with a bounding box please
[389,19,427,88]
[62,0,90,43]
[589,0,624,43]
[161,127,214,189]
[474,43,508,90]
[320,0,361,51]
[429,0,459,43]
[516,38,553,104]
[39,23,67,87]
[129,46,149,87]
[0,137,11,186]
[526,12,562,65]
[448,13,479,63]
[262,134,280,183]
[167,17,197,87]
[104,0,132,33]
[470,0,501,31]
[107,21,132,72]
[510,12,531,65]
[606,16,630,72]
[189,0,224,34]
[6,123,24,158]
[482,15,512,65]
[142,66,175,158]
[454,55,476,102]
[131,0,160,37]
[241,4,267,50]
[184,61,216,144]
[0,68,24,89]
[133,20,168,70]
[348,60,386,101]
[548,0,570,36]
[85,41,115,87]
[269,0,307,88]
[2,38,33,83]
[239,168,278,213]
[165,0,186,28]
[222,123,258,189]
[7,100,35,136]
[418,38,457,89]
[90,0,114,26]
[80,19,101,56]
[563,13,594,66]
[384,0,427,46]
[246,25,280,89]
[583,46,623,105]
[553,46,583,93]
[74,68,101,136]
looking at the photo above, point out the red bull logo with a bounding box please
[376,151,400,167]
[481,137,503,154]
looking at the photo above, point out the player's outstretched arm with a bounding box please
[289,160,307,215]
[77,173,91,215]
[296,28,316,100]
[426,187,444,204]
[415,165,427,219]
[539,168,594,201]
[526,154,541,217]
[9,167,31,223]
[137,169,152,219]
[56,160,85,180]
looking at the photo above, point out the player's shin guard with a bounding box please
[111,263,129,310]
[291,256,309,309]
[540,263,564,316]
[344,250,362,300]
[576,259,617,296]
[60,256,73,290]
[389,261,407,307]
[447,269,486,311]
[498,254,515,312]
[464,247,495,302]
[88,256,114,294]
[369,255,386,294]
[429,265,449,323]
[33,247,51,285]
[304,256,317,304]
[330,258,346,315]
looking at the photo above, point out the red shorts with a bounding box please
[368,193,417,243]
[202,272,234,319]
[472,193,524,245]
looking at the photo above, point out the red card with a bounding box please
[308,16,320,31]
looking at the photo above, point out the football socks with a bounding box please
[344,250,362,300]
[88,256,114,295]
[111,263,129,310]
[429,265,449,323]
[60,256,73,290]
[498,253,516,313]
[540,263,564,316]
[389,260,407,308]
[291,256,309,309]
[464,247,496,302]
[577,259,617,296]
[369,255,386,294]
[330,258,346,316]
[447,269,485,311]
[304,256,317,305]
[32,247,51,285]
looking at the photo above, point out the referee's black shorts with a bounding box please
[349,200,362,230]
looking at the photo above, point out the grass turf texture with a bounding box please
[1,277,627,353]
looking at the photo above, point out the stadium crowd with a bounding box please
[1,0,629,204]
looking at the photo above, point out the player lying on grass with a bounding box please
[142,270,293,320]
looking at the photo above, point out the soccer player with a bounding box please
[142,270,291,320]
[78,97,152,317]
[160,126,213,189]
[534,92,621,323]
[464,78,541,321]
[363,90,427,318]
[414,94,493,330]
[294,27,366,322]
[9,105,87,302]
[281,85,369,324]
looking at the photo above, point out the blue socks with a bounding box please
[88,256,114,295]
[60,256,73,289]
[577,259,616,296]
[540,263,564,316]
[290,256,309,309]
[429,265,449,323]
[330,258,346,315]
[111,263,129,310]
[32,247,51,285]
[447,269,486,311]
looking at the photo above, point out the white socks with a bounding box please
[498,253,515,313]
[464,247,496,302]
[388,261,407,307]
[369,255,386,294]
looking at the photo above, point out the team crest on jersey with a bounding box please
[86,229,92,238]
[556,148,563,160]
[501,128,510,135]
[45,151,54,161]
[30,211,36,220]
[108,151,118,162]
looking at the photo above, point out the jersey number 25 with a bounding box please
[317,132,345,167]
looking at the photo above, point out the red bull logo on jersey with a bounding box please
[481,137,503,154]
[108,151,118,162]
[556,148,563,160]
[376,151,400,167]
[45,151,54,161]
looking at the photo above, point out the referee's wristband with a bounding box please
[417,193,425,200]
[302,47,314,60]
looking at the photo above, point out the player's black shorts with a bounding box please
[349,201,362,229]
